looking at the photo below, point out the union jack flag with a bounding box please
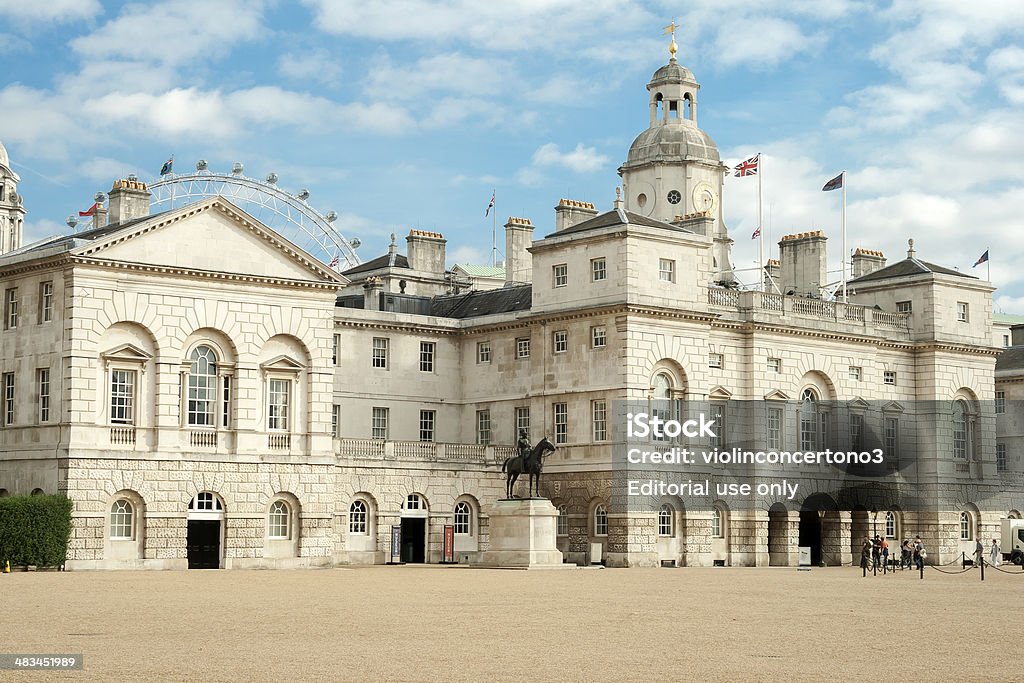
[485,191,495,217]
[734,154,759,177]
[328,255,340,268]
[751,225,761,239]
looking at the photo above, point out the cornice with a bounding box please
[70,256,341,291]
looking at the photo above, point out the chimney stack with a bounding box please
[406,230,446,276]
[108,177,151,225]
[554,198,597,232]
[763,259,781,292]
[851,248,886,279]
[778,231,827,297]
[504,217,534,285]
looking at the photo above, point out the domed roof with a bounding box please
[624,124,720,167]
[649,58,695,86]
[0,140,8,169]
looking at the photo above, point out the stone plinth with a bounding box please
[479,498,565,568]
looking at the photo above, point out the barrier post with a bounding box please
[980,557,985,582]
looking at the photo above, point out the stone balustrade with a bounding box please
[707,287,910,334]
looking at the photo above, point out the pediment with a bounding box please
[101,343,153,362]
[848,397,870,412]
[71,198,348,285]
[882,400,905,414]
[708,385,733,400]
[764,389,790,401]
[260,355,305,373]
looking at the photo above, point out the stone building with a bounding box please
[0,45,1020,570]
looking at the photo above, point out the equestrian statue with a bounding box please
[502,432,557,499]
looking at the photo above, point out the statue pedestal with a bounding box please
[479,498,566,569]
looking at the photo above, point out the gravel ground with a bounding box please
[2,564,1022,682]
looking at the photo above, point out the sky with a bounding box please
[2,1,1024,309]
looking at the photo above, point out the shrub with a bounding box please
[0,494,74,568]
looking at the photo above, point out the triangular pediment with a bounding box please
[71,198,347,284]
[260,355,305,373]
[764,389,790,401]
[708,385,732,400]
[101,343,153,362]
[848,397,870,411]
[882,400,905,414]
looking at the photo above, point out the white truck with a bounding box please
[1002,519,1024,565]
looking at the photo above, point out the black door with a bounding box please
[187,520,221,569]
[400,518,426,563]
[798,510,823,566]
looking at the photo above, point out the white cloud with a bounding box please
[710,17,825,69]
[277,49,343,88]
[532,143,609,173]
[21,218,68,245]
[0,0,100,23]
[449,245,488,266]
[79,157,146,183]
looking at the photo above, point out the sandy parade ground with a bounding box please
[2,564,1023,682]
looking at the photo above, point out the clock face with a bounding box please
[667,189,682,205]
[692,182,717,212]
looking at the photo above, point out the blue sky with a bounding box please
[2,1,1024,308]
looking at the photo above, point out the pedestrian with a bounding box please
[991,538,1001,567]
[914,536,925,570]
[975,537,984,566]
[881,537,889,569]
[860,536,872,572]
[901,539,911,568]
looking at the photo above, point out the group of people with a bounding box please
[975,538,1002,567]
[860,535,927,571]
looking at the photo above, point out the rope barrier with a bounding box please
[929,564,976,575]
[986,562,1024,575]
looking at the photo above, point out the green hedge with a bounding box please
[0,495,73,568]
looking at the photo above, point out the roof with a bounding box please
[625,124,720,165]
[650,58,696,85]
[341,252,410,276]
[454,263,505,278]
[996,346,1024,373]
[0,212,165,263]
[430,284,532,318]
[994,313,1024,325]
[848,257,976,284]
[544,208,691,239]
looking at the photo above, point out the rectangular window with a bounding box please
[477,341,491,364]
[419,341,435,372]
[4,288,17,329]
[516,337,530,359]
[554,403,568,444]
[997,443,1007,472]
[476,409,491,445]
[767,357,781,373]
[372,337,389,369]
[996,391,1006,415]
[591,326,606,348]
[957,302,969,323]
[37,368,50,423]
[710,403,725,448]
[850,413,863,451]
[849,366,862,381]
[553,263,568,288]
[592,400,607,441]
[372,407,389,439]
[419,410,435,442]
[332,333,341,366]
[332,404,341,438]
[515,407,530,440]
[267,378,291,431]
[659,258,675,282]
[2,372,14,426]
[884,417,898,458]
[883,370,896,386]
[222,376,231,429]
[109,369,135,425]
[40,281,54,323]
[1004,334,1011,348]
[591,258,607,281]
[553,330,567,354]
[709,353,723,369]
[896,301,912,314]
[766,406,782,450]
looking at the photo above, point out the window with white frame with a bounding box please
[476,409,490,445]
[37,368,50,423]
[349,500,368,534]
[896,301,912,314]
[553,330,567,354]
[477,341,491,364]
[594,504,608,536]
[516,337,530,359]
[419,410,435,442]
[267,378,291,431]
[188,346,217,427]
[960,511,972,540]
[39,281,53,323]
[1004,334,1011,347]
[4,287,17,329]
[658,258,675,282]
[591,257,607,281]
[592,400,607,441]
[404,494,424,511]
[709,353,723,369]
[591,326,606,348]
[799,389,818,451]
[372,407,389,440]
[952,400,968,460]
[850,413,864,451]
[767,406,782,450]
[453,501,471,535]
[553,263,568,288]
[554,402,568,444]
[221,376,231,429]
[109,369,135,425]
[110,499,133,539]
[957,302,969,323]
[372,337,389,369]
[268,500,290,539]
[710,402,726,449]
[884,511,896,539]
[332,333,341,366]
[658,504,673,537]
[557,505,568,536]
[996,391,1005,414]
[419,341,435,372]
[767,357,781,373]
[884,417,899,458]
[712,506,725,538]
[997,443,1007,472]
[849,366,862,381]
[332,404,341,438]
[515,407,530,440]
[883,370,896,386]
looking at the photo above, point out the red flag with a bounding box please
[79,203,97,217]
[751,225,761,239]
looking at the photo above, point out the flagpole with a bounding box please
[988,248,991,283]
[758,153,764,290]
[841,170,847,303]
[491,188,496,268]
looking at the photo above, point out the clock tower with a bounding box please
[617,40,735,284]
[0,140,26,256]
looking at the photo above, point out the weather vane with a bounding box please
[663,20,680,59]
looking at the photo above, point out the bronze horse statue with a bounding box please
[502,436,556,499]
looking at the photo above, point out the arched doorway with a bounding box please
[187,492,224,569]
[400,494,428,563]
[800,493,838,566]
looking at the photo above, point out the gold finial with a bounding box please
[663,20,680,60]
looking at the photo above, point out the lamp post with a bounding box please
[817,509,826,567]
[871,511,878,575]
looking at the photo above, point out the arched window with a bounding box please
[404,494,424,511]
[960,511,972,540]
[712,506,726,538]
[953,400,969,460]
[110,499,134,539]
[594,504,608,536]
[884,511,896,539]
[268,500,290,539]
[349,500,368,534]
[652,373,676,440]
[188,345,217,426]
[557,504,568,536]
[800,389,818,450]
[453,501,471,535]
[658,504,674,537]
